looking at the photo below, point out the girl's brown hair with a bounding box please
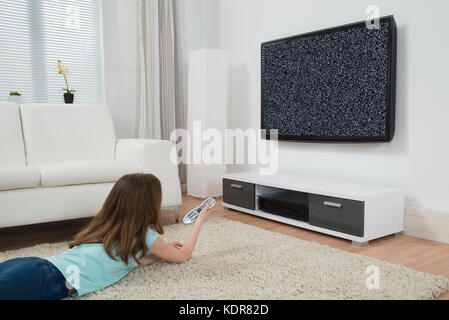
[69,173,164,264]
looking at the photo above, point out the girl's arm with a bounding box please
[149,204,212,263]
[138,242,183,267]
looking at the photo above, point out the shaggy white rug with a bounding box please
[1,217,448,300]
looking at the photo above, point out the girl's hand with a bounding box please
[170,241,183,249]
[138,253,161,267]
[139,243,182,266]
[197,203,213,223]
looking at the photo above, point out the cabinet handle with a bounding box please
[323,201,343,208]
[230,184,243,190]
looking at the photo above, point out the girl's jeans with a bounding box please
[0,257,69,300]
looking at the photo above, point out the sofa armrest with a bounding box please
[115,139,181,207]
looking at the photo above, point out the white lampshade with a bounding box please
[187,49,229,198]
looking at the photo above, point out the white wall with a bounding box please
[211,0,449,213]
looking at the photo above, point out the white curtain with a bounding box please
[138,0,186,182]
[138,0,185,140]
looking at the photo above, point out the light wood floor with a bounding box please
[170,194,449,300]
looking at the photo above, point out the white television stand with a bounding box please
[222,172,404,246]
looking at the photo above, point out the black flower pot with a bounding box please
[64,93,74,104]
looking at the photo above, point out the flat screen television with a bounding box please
[261,16,397,142]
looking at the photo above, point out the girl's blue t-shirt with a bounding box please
[46,228,159,297]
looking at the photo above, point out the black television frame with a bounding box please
[261,15,397,142]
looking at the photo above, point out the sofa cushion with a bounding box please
[0,164,41,191]
[20,104,117,165]
[0,102,26,164]
[37,160,143,187]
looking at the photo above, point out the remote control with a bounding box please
[183,197,216,225]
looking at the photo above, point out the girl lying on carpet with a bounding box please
[0,173,213,300]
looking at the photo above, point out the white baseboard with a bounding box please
[405,207,449,244]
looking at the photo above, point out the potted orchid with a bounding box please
[57,60,76,104]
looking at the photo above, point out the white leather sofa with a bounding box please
[0,102,182,228]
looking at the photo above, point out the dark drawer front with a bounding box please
[309,194,364,237]
[223,179,255,210]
